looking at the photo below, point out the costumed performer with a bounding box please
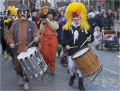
[62,2,94,91]
[7,4,40,90]
[38,6,59,75]
[4,6,18,62]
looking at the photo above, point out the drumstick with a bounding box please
[14,42,22,46]
[70,46,78,48]
[25,36,40,49]
[25,40,34,49]
[80,35,91,48]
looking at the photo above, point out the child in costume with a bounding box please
[62,2,94,91]
[93,26,102,49]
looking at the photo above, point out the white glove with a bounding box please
[10,43,15,48]
[66,45,70,50]
[86,37,91,42]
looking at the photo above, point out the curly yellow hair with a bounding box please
[63,2,90,31]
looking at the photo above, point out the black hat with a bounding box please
[18,4,28,10]
[47,9,56,16]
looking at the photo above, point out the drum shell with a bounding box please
[17,47,48,79]
[72,47,101,77]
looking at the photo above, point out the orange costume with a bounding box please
[38,17,59,74]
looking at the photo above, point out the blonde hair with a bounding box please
[63,2,90,31]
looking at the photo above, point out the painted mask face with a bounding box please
[72,12,81,24]
[18,10,28,19]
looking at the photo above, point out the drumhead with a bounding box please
[17,47,38,60]
[72,47,89,59]
[27,47,37,52]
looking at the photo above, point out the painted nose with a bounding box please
[21,11,24,14]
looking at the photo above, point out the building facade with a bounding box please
[48,0,120,11]
[0,0,5,14]
[4,0,36,11]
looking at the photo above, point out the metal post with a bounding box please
[22,0,25,4]
[28,0,30,8]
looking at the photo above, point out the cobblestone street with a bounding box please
[0,44,120,91]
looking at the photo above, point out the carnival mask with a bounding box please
[18,10,28,19]
[72,12,81,24]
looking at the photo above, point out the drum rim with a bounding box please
[83,64,103,77]
[71,46,90,60]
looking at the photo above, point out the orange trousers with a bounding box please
[39,35,58,72]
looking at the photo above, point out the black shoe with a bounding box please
[50,72,55,75]
[2,51,5,54]
[69,73,76,86]
[67,69,70,74]
[78,77,85,91]
[95,46,97,49]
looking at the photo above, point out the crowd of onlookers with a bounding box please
[87,6,120,49]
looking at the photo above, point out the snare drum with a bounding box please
[72,47,102,77]
[17,47,48,79]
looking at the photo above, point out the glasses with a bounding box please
[19,10,27,14]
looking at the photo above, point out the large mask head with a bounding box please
[18,4,30,19]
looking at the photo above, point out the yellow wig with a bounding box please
[63,2,90,31]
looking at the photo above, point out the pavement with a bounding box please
[0,43,120,91]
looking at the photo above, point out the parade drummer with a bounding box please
[7,4,39,90]
[62,2,94,91]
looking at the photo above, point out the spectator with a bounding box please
[88,12,96,35]
[102,13,113,30]
[89,6,94,13]
[108,9,114,20]
[113,12,120,38]
[94,11,103,31]
[0,12,6,54]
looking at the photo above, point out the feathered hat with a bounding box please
[4,6,18,23]
[63,2,90,31]
[38,6,56,19]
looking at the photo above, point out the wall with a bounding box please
[0,0,5,14]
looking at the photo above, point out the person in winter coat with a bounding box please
[113,12,120,38]
[0,14,6,54]
[88,12,96,35]
[102,13,113,30]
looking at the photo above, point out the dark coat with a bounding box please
[94,15,102,30]
[88,18,96,34]
[0,16,4,37]
[62,26,94,56]
[102,17,113,30]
